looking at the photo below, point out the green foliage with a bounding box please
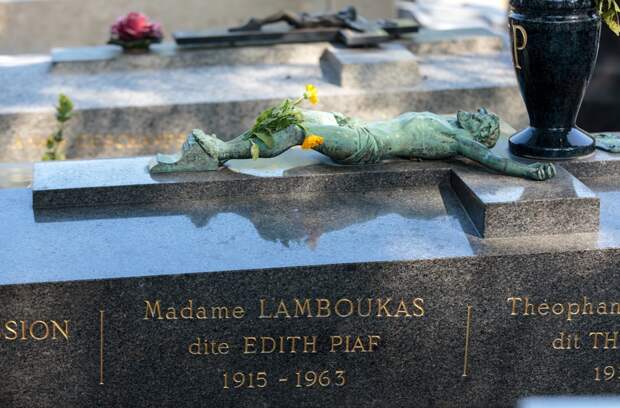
[243,98,304,158]
[42,94,74,161]
[597,0,620,35]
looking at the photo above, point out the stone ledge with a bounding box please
[451,165,599,238]
[50,42,329,73]
[320,43,420,89]
[407,28,504,56]
[562,132,620,178]
[32,155,450,209]
[48,28,497,75]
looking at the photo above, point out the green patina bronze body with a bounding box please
[149,108,559,181]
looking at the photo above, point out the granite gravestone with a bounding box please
[1,126,619,407]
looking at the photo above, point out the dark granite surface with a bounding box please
[3,173,620,286]
[3,160,620,406]
[0,240,618,407]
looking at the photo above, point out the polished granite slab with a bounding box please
[3,184,472,285]
[31,154,450,209]
[4,173,620,286]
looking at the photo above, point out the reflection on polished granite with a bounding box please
[3,171,620,285]
[0,185,476,285]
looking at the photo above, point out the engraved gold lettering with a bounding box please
[51,320,70,340]
[590,332,619,350]
[181,300,194,319]
[567,303,580,321]
[0,320,70,342]
[304,336,318,353]
[232,306,245,319]
[551,303,564,316]
[511,23,528,69]
[144,300,163,320]
[507,296,619,320]
[394,299,412,318]
[165,307,178,320]
[330,336,343,352]
[538,303,549,316]
[243,336,257,354]
[30,320,49,341]
[20,320,27,340]
[144,299,245,320]
[256,297,425,319]
[210,306,230,320]
[259,299,272,319]
[243,336,318,354]
[412,298,425,317]
[196,307,207,319]
[189,337,230,355]
[507,296,522,315]
[376,298,392,317]
[3,320,18,340]
[583,297,593,315]
[368,335,380,352]
[357,298,372,317]
[316,299,331,318]
[330,335,381,353]
[275,301,291,319]
[552,331,581,350]
[294,298,312,317]
[335,298,354,317]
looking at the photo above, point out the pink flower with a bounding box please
[110,12,163,42]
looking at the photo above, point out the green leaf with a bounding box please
[245,97,305,155]
[250,142,260,160]
[56,94,74,122]
[253,131,274,148]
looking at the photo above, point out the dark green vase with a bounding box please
[508,0,602,159]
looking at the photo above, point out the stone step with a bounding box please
[32,142,617,239]
[451,164,599,238]
[32,152,450,209]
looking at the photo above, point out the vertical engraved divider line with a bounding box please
[99,310,104,385]
[462,305,473,378]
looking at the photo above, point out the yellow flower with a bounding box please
[305,84,319,105]
[302,134,324,150]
